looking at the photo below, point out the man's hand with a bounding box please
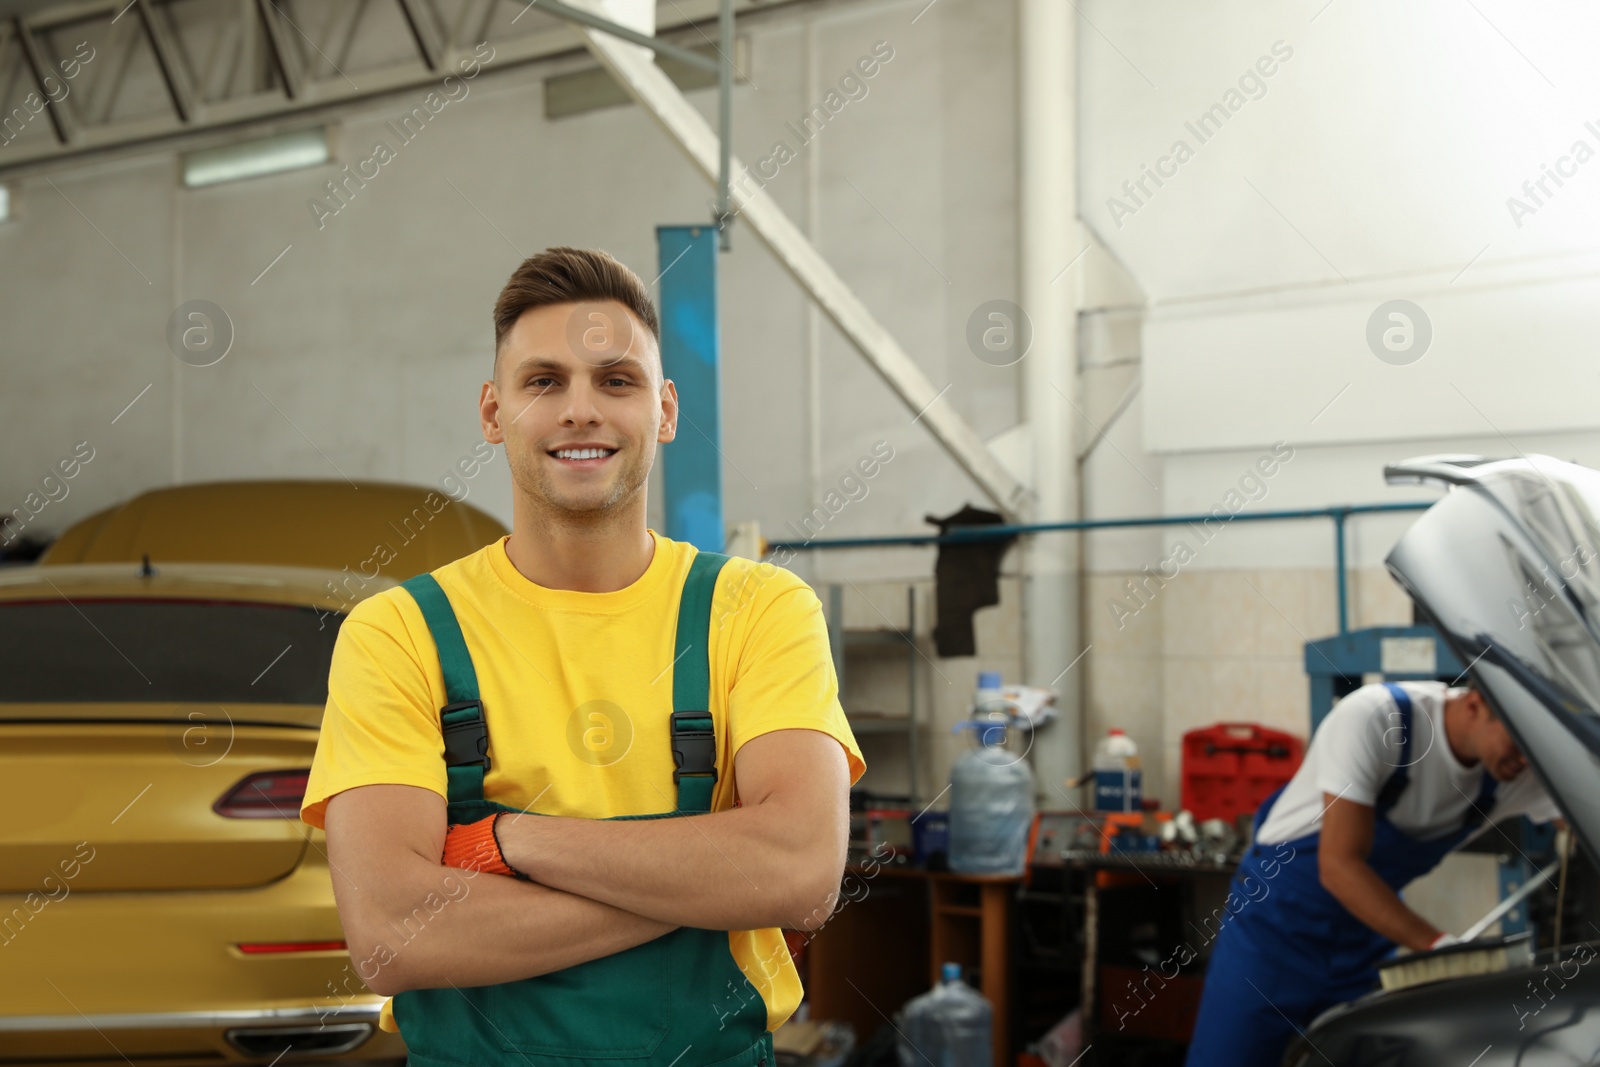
[1319,792,1445,951]
[324,784,677,995]
[441,813,527,878]
[495,728,850,930]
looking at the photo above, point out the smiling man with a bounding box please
[300,246,865,1067]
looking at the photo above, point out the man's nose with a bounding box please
[559,382,603,424]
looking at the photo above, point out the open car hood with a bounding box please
[1384,454,1600,865]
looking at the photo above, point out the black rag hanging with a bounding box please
[926,504,1016,657]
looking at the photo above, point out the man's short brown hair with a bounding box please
[492,246,661,376]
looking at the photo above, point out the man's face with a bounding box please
[1466,691,1529,781]
[481,300,676,521]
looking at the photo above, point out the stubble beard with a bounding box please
[508,438,651,528]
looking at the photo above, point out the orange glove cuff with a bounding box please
[442,814,521,878]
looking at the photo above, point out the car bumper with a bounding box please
[0,999,406,1065]
[0,838,406,1065]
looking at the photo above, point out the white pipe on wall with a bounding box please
[1019,0,1082,797]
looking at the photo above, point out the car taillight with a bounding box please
[238,940,347,954]
[214,770,309,818]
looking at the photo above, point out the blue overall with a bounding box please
[1184,684,1498,1067]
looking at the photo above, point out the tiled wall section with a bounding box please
[1088,566,1416,808]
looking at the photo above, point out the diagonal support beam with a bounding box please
[86,12,139,123]
[568,5,1031,520]
[12,17,75,143]
[332,0,373,79]
[195,10,239,101]
[136,0,197,122]
[395,0,441,70]
[253,0,301,100]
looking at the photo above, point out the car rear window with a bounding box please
[0,599,342,704]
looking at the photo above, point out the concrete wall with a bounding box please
[1071,0,1600,809]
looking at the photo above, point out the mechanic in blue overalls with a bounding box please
[1185,680,1560,1067]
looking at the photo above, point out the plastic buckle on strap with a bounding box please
[670,709,717,785]
[440,701,490,770]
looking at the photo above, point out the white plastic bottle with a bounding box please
[1093,728,1142,812]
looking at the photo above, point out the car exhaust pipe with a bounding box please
[224,1021,373,1058]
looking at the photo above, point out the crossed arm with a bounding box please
[323,728,850,996]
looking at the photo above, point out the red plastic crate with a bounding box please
[1180,722,1304,823]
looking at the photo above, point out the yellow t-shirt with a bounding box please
[301,529,866,1035]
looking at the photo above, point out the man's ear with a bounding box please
[1471,689,1497,723]
[480,380,505,444]
[658,379,679,444]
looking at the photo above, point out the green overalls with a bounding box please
[392,551,776,1067]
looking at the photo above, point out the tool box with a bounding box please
[1180,722,1303,823]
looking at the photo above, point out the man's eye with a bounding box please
[606,377,631,387]
[528,378,555,388]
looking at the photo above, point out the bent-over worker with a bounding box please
[1185,679,1559,1067]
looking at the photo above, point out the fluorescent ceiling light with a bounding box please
[0,185,8,222]
[183,128,328,188]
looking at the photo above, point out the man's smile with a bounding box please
[547,444,619,469]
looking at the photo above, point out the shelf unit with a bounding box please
[823,583,924,804]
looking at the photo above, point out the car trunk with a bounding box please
[0,711,319,891]
[0,596,340,892]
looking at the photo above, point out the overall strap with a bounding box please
[670,550,732,814]
[1374,682,1413,816]
[400,574,489,805]
[1252,783,1289,839]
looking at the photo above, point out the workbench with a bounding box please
[804,863,1022,1067]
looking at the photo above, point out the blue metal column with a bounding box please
[656,226,722,550]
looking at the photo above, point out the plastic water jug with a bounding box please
[1094,728,1142,812]
[949,672,1035,875]
[895,962,993,1067]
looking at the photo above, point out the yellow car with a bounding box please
[0,480,505,1065]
